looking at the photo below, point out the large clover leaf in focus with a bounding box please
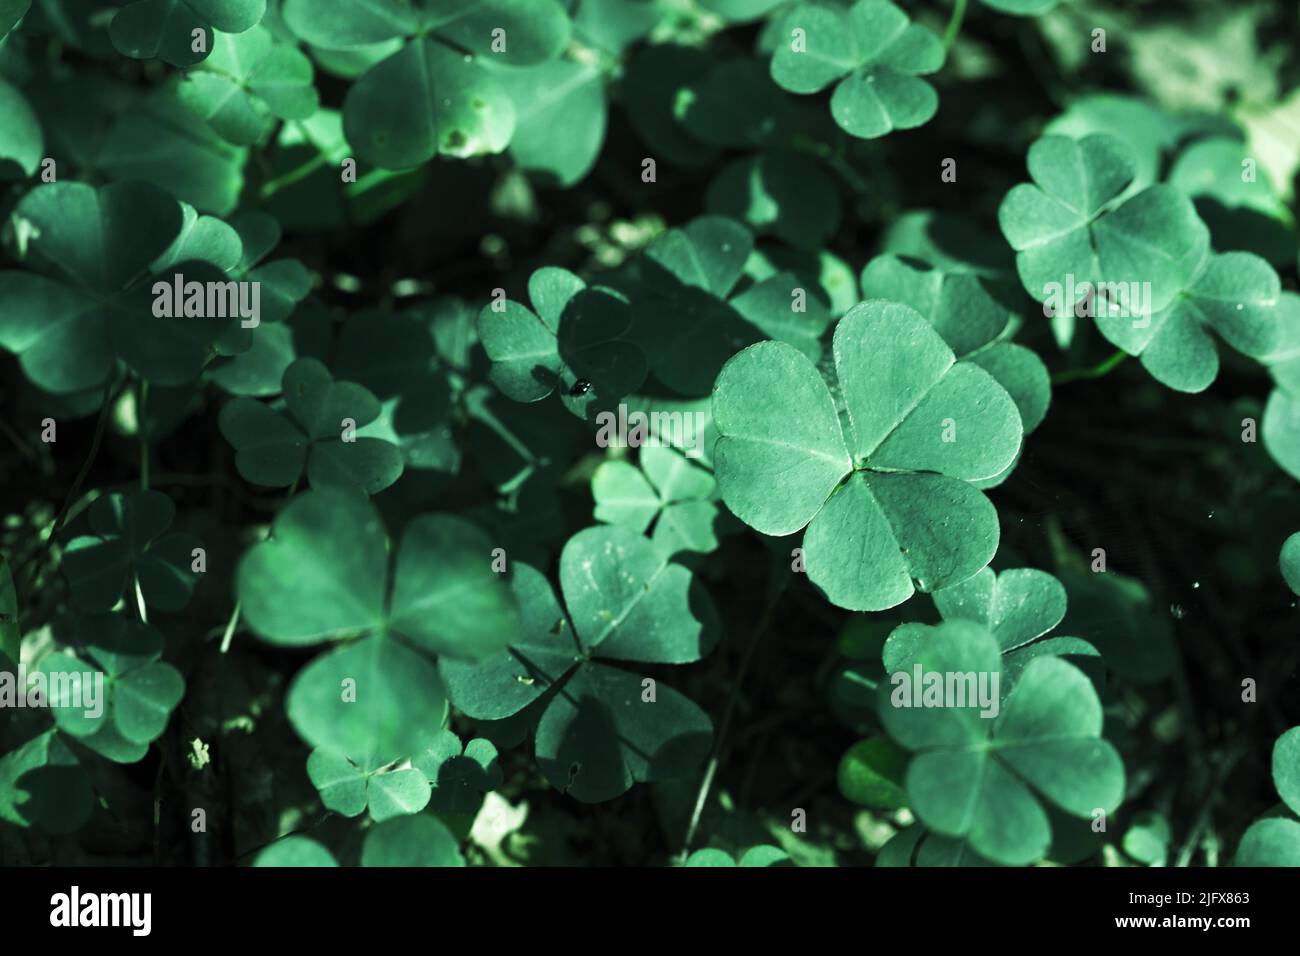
[769,0,945,139]
[0,181,250,393]
[878,620,1124,866]
[281,0,571,168]
[219,357,404,494]
[711,301,1023,611]
[439,525,719,802]
[1235,726,1300,866]
[236,488,521,770]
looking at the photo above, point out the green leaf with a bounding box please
[110,0,266,67]
[713,302,1021,611]
[1264,387,1300,481]
[179,25,319,145]
[286,634,447,772]
[238,487,519,660]
[770,1,945,139]
[706,150,840,249]
[0,730,94,834]
[998,133,1137,304]
[61,491,202,613]
[1,552,20,663]
[412,730,504,814]
[478,267,646,420]
[440,527,718,801]
[1282,533,1300,597]
[931,567,1066,652]
[0,0,30,42]
[254,835,338,866]
[496,59,605,187]
[361,814,465,866]
[1122,810,1171,866]
[1273,726,1300,817]
[838,736,908,809]
[0,78,42,178]
[980,0,1058,14]
[592,446,720,557]
[1235,818,1300,866]
[879,621,1124,865]
[219,358,404,493]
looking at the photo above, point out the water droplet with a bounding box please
[1192,581,1200,590]
[1236,303,1244,311]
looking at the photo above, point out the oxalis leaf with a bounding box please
[282,0,573,168]
[0,730,95,835]
[477,267,647,422]
[110,0,267,67]
[877,620,1124,865]
[38,614,186,764]
[1282,533,1300,596]
[219,357,404,494]
[61,490,203,613]
[712,301,1022,611]
[683,845,793,866]
[1235,726,1300,866]
[236,488,520,769]
[439,526,719,802]
[179,25,320,146]
[0,181,250,393]
[591,445,721,557]
[886,566,1104,693]
[769,0,945,139]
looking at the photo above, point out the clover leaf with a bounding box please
[769,0,945,139]
[1235,726,1300,866]
[980,0,1058,14]
[0,181,254,393]
[282,0,572,168]
[219,357,404,494]
[706,149,841,250]
[39,614,186,764]
[1264,387,1300,482]
[495,58,606,187]
[0,0,28,42]
[478,267,647,421]
[412,729,504,815]
[439,526,719,802]
[712,301,1022,611]
[61,490,202,613]
[1282,533,1300,596]
[254,835,338,866]
[306,748,431,823]
[361,814,464,867]
[998,133,1137,305]
[237,488,520,769]
[179,25,319,146]
[619,216,832,395]
[886,566,1103,694]
[1091,239,1281,394]
[878,619,1124,865]
[860,253,1050,437]
[0,729,95,835]
[684,845,792,866]
[592,445,720,557]
[0,78,42,178]
[110,0,266,67]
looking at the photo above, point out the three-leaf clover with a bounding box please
[478,267,647,421]
[281,0,571,168]
[439,526,719,802]
[413,729,504,814]
[887,567,1103,692]
[712,301,1023,611]
[179,25,320,146]
[306,748,432,823]
[877,619,1124,865]
[110,0,266,67]
[40,614,186,764]
[592,445,720,557]
[61,491,202,613]
[219,357,404,494]
[769,0,945,139]
[998,133,1137,306]
[236,488,520,769]
[0,181,246,393]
